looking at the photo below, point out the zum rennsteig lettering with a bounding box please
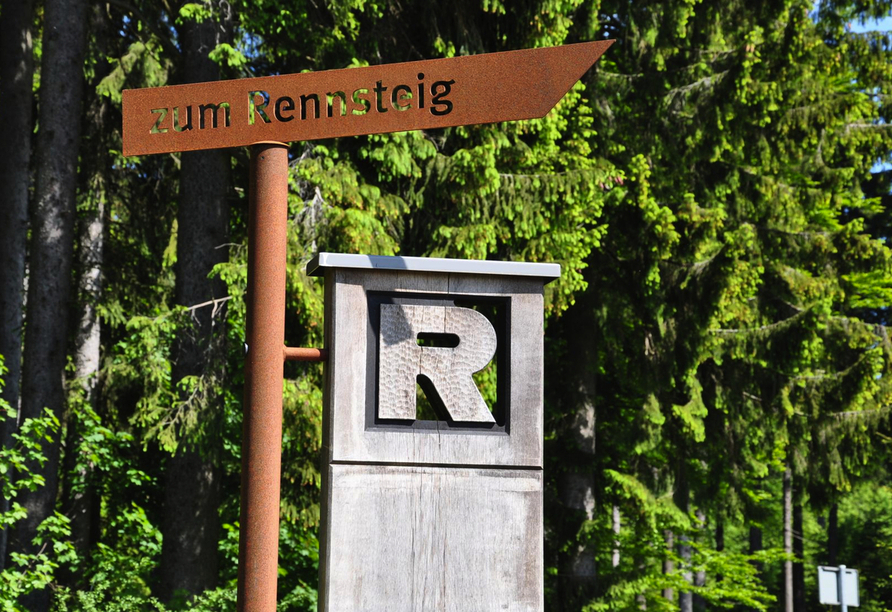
[149,73,455,134]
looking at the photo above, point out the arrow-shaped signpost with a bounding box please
[122,39,612,611]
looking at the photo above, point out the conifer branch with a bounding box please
[107,0,178,60]
[666,71,728,100]
[709,310,808,335]
[845,123,892,133]
[185,296,232,316]
[830,407,890,420]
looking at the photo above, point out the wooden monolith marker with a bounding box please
[309,252,559,612]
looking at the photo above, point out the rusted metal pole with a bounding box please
[237,142,289,612]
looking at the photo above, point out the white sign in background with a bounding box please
[818,565,860,607]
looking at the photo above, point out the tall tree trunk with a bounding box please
[59,2,113,581]
[747,524,763,612]
[555,283,598,610]
[636,554,647,610]
[793,504,805,612]
[662,530,674,602]
[693,508,706,612]
[675,473,692,612]
[157,2,233,602]
[59,187,104,589]
[612,504,621,567]
[556,418,596,610]
[748,524,762,555]
[9,0,89,608]
[0,0,35,572]
[679,543,693,612]
[72,199,104,406]
[828,503,838,565]
[783,467,793,612]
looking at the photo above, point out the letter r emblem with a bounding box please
[378,304,497,423]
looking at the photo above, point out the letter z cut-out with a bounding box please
[378,304,496,423]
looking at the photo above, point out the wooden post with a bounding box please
[310,253,559,611]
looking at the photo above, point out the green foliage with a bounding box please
[837,481,892,612]
[274,521,319,611]
[546,0,892,607]
[207,43,249,71]
[54,584,237,612]
[0,405,74,608]
[584,548,782,612]
[176,3,211,23]
[3,0,889,609]
[96,41,169,105]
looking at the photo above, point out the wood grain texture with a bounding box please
[323,268,545,468]
[320,464,543,612]
[379,304,497,422]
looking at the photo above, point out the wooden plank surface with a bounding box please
[320,464,543,612]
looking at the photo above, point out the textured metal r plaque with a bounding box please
[378,304,497,423]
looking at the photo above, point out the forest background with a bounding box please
[0,0,890,610]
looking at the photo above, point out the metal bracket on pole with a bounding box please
[284,346,328,362]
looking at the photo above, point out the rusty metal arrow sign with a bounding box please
[122,41,613,156]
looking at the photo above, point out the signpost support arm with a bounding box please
[237,143,289,612]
